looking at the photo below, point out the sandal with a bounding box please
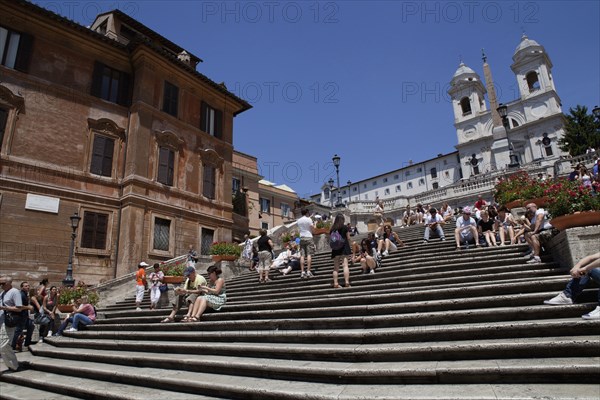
[344,283,351,288]
[332,284,341,288]
[160,317,174,323]
[189,317,198,322]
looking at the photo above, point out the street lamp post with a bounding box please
[332,154,342,207]
[497,104,520,168]
[63,212,82,287]
[347,180,352,204]
[328,178,335,210]
[592,105,600,119]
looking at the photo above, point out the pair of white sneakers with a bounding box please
[544,292,600,320]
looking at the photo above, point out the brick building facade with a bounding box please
[0,1,251,284]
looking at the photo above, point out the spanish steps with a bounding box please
[2,223,599,399]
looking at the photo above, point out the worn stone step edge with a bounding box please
[98,290,580,323]
[102,271,571,313]
[52,318,600,345]
[29,345,600,385]
[38,336,600,363]
[85,303,599,332]
[0,381,81,400]
[0,364,217,400]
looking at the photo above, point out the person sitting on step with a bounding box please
[187,265,226,322]
[376,224,405,257]
[543,252,600,320]
[454,206,479,250]
[523,202,555,264]
[402,205,416,227]
[54,296,96,335]
[352,238,378,274]
[161,266,206,323]
[440,202,454,223]
[477,210,497,247]
[280,242,302,276]
[495,206,517,245]
[423,207,446,243]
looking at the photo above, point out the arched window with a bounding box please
[526,71,540,92]
[460,97,472,115]
[542,133,553,157]
[510,118,520,128]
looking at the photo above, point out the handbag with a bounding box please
[4,312,22,328]
[34,311,52,326]
[159,284,168,293]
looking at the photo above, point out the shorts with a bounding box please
[299,237,316,257]
[258,250,272,272]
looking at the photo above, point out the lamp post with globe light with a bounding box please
[497,104,520,168]
[332,154,343,207]
[63,212,81,287]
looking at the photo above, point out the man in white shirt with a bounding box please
[297,209,316,278]
[454,207,479,250]
[524,203,554,264]
[0,276,25,372]
[423,208,446,243]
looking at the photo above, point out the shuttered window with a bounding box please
[0,108,7,150]
[157,147,174,186]
[203,164,216,199]
[0,26,33,72]
[81,211,108,249]
[200,102,223,138]
[91,62,131,106]
[90,135,114,177]
[162,81,179,117]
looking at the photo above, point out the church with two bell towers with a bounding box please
[312,34,568,210]
[450,34,567,179]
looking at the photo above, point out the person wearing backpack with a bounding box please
[329,213,351,288]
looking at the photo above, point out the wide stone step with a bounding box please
[0,381,81,400]
[35,336,600,363]
[101,265,569,311]
[28,344,600,384]
[49,318,600,345]
[81,303,600,333]
[9,353,600,399]
[98,290,600,327]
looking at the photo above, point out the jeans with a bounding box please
[564,268,600,304]
[424,225,445,241]
[56,313,94,335]
[11,315,33,349]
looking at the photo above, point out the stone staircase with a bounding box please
[2,223,599,399]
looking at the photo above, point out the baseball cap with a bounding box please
[139,262,149,267]
[463,206,472,214]
[183,266,196,277]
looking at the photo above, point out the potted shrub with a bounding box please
[544,179,600,230]
[57,282,99,313]
[313,220,331,235]
[493,171,531,208]
[161,259,187,284]
[209,242,242,262]
[280,230,298,245]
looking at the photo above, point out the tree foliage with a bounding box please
[558,105,600,156]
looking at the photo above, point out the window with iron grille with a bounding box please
[90,135,114,177]
[200,228,214,255]
[153,218,171,251]
[81,211,108,249]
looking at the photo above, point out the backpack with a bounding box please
[329,230,345,250]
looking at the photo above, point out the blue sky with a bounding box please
[41,0,600,199]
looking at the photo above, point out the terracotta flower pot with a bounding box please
[313,228,329,235]
[162,276,184,284]
[523,196,550,208]
[504,199,523,209]
[57,304,75,313]
[550,211,600,231]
